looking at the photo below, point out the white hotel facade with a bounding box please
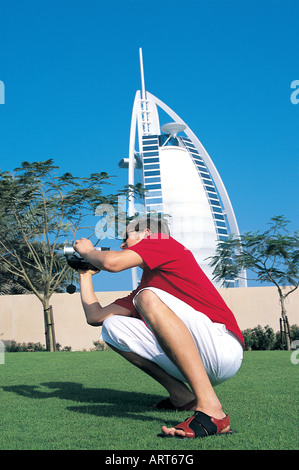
[119,49,246,289]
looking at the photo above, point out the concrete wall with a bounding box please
[0,287,298,350]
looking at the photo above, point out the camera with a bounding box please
[63,246,110,271]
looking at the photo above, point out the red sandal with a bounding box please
[158,410,235,438]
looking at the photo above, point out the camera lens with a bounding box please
[66,284,76,294]
[64,246,75,255]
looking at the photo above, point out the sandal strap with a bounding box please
[175,411,230,438]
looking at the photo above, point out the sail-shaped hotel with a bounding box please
[119,49,246,288]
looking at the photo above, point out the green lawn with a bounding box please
[0,350,297,450]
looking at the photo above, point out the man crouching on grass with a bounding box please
[75,217,244,439]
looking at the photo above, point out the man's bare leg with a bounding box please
[107,343,196,409]
[134,289,229,437]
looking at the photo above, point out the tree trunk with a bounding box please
[279,291,291,350]
[43,299,56,352]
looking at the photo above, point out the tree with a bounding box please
[209,216,299,350]
[0,160,143,351]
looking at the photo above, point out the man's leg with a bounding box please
[134,289,229,436]
[106,343,196,408]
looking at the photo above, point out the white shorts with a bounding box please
[101,287,243,386]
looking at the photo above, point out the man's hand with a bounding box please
[74,238,94,257]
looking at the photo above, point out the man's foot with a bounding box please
[159,411,233,438]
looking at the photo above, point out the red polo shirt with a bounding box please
[114,235,244,347]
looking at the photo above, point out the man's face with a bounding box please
[120,228,149,250]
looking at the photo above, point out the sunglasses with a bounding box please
[122,229,145,243]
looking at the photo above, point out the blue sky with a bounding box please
[0,0,298,291]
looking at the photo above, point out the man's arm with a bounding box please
[74,238,144,272]
[79,271,132,326]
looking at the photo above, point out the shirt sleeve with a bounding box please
[127,236,174,270]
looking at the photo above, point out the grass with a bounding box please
[0,350,297,450]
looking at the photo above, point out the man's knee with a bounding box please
[134,289,160,314]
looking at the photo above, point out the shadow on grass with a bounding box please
[1,382,176,425]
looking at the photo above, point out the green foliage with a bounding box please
[210,215,299,289]
[241,324,299,351]
[242,325,275,350]
[92,340,110,351]
[4,341,47,352]
[4,340,72,352]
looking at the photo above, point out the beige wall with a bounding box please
[0,287,298,350]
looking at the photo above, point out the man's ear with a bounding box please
[143,228,151,238]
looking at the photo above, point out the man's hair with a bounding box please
[125,217,170,237]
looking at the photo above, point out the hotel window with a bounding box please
[193,158,204,165]
[143,145,159,151]
[216,220,226,227]
[196,163,207,171]
[143,135,158,140]
[212,206,223,213]
[144,170,160,176]
[143,151,159,157]
[210,199,221,207]
[145,176,161,183]
[146,190,162,197]
[143,163,160,170]
[205,185,217,193]
[186,143,196,149]
[208,193,220,200]
[214,213,225,220]
[146,197,163,205]
[145,184,162,190]
[200,171,211,178]
[203,178,213,185]
[143,157,160,163]
[217,228,228,235]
